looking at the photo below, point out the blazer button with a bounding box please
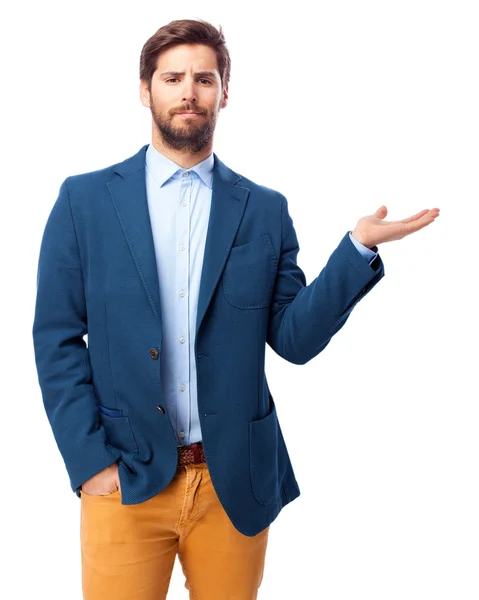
[156,405,165,414]
[149,348,159,359]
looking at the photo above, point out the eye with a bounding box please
[165,78,212,84]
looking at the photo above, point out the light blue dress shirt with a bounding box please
[145,144,378,446]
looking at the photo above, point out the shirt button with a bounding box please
[182,171,189,177]
[181,201,187,206]
[180,244,186,251]
[179,290,185,297]
[179,337,185,343]
[179,431,185,438]
[180,384,186,391]
[149,348,159,359]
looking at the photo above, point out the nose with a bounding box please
[182,77,197,104]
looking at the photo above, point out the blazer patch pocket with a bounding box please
[249,399,281,505]
[222,234,277,309]
[98,405,139,456]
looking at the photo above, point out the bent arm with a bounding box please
[267,194,385,365]
[32,178,121,496]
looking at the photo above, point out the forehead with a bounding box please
[155,44,219,74]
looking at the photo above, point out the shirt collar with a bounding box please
[145,143,214,189]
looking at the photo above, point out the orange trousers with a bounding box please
[80,461,270,599]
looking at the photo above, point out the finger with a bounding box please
[374,205,388,219]
[404,214,438,234]
[401,209,431,223]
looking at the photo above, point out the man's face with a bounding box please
[140,43,228,153]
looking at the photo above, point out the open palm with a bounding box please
[352,205,440,248]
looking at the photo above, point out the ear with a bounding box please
[220,84,229,109]
[139,80,151,108]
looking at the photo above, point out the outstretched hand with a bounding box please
[351,206,440,248]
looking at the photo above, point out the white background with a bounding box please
[1,1,478,598]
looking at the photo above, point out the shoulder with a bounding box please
[64,144,149,194]
[215,155,285,208]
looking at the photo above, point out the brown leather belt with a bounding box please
[177,441,206,466]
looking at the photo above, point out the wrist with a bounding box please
[351,230,367,247]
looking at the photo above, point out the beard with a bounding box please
[150,101,218,153]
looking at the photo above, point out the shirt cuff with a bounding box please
[348,231,378,265]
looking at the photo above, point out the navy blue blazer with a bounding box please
[32,144,385,536]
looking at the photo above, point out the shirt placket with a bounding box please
[175,170,192,446]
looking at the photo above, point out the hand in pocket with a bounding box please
[81,462,121,496]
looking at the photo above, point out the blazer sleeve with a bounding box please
[32,178,122,494]
[266,194,385,365]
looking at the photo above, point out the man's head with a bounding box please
[139,19,230,155]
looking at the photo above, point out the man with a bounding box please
[32,18,440,600]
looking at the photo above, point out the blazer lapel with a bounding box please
[107,150,163,328]
[196,156,249,337]
[107,144,250,338]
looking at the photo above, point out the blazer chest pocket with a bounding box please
[222,234,277,309]
[98,405,139,455]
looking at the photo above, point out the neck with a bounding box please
[151,131,213,169]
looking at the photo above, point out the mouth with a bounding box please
[175,112,203,117]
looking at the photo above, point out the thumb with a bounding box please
[374,205,387,219]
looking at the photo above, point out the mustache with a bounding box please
[173,104,205,115]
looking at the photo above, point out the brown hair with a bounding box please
[139,19,231,93]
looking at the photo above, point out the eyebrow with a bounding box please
[159,71,218,79]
